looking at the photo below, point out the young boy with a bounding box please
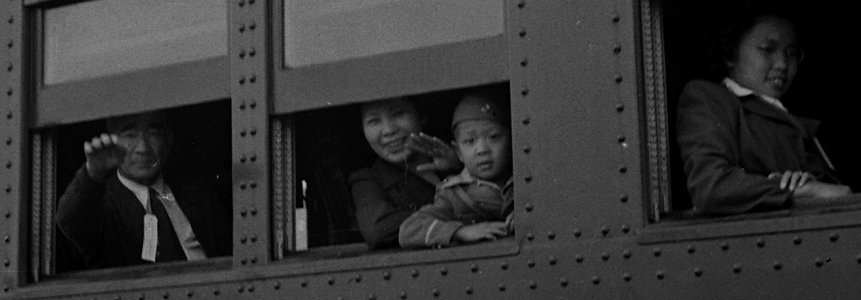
[398,89,513,248]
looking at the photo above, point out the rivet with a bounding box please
[616,103,625,112]
[527,260,535,268]
[525,203,534,212]
[240,258,247,265]
[4,236,10,243]
[793,236,802,245]
[239,50,246,58]
[521,88,529,96]
[520,58,528,67]
[518,29,527,37]
[238,0,245,7]
[611,14,620,23]
[383,271,391,280]
[621,224,630,234]
[523,146,532,154]
[250,155,257,162]
[237,285,245,293]
[615,75,623,83]
[273,282,281,290]
[5,88,11,96]
[468,264,478,273]
[163,292,170,299]
[601,252,610,261]
[250,235,258,242]
[354,275,362,283]
[250,182,258,188]
[529,280,537,289]
[575,254,584,263]
[186,290,193,298]
[240,209,248,217]
[618,165,627,173]
[623,272,631,282]
[7,39,13,48]
[400,291,407,299]
[574,228,582,238]
[238,76,246,85]
[524,176,533,183]
[549,256,557,265]
[6,63,12,72]
[591,276,600,285]
[498,284,506,291]
[432,289,440,298]
[249,22,256,31]
[411,269,419,278]
[440,267,448,276]
[656,270,665,280]
[613,44,622,54]
[694,268,703,277]
[517,0,525,9]
[301,280,309,287]
[465,286,473,295]
[857,254,861,264]
[249,48,257,57]
[5,185,10,193]
[733,264,742,273]
[653,247,661,257]
[815,257,824,268]
[249,75,257,83]
[249,101,257,109]
[240,129,247,137]
[238,24,246,32]
[622,249,632,259]
[239,182,247,190]
[527,232,535,241]
[239,102,247,110]
[617,135,626,143]
[240,155,247,163]
[250,207,258,215]
[2,286,7,293]
[328,277,335,285]
[501,261,509,270]
[240,236,248,244]
[772,261,782,271]
[250,256,257,264]
[6,112,12,120]
[6,138,12,145]
[721,242,730,251]
[756,238,765,248]
[601,226,609,236]
[830,233,839,242]
[368,295,376,300]
[250,128,258,136]
[248,0,255,4]
[3,259,9,267]
[213,289,220,296]
[522,118,531,125]
[4,211,9,218]
[687,245,696,254]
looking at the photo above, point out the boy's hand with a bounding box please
[84,133,122,182]
[792,181,853,203]
[504,213,515,234]
[407,133,463,173]
[454,222,508,243]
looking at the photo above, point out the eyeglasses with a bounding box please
[756,44,804,64]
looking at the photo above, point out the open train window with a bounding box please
[272,83,517,261]
[26,0,231,282]
[641,0,861,237]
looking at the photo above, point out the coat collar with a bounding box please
[370,158,435,190]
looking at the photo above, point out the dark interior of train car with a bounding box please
[663,0,861,216]
[293,83,503,249]
[53,100,232,272]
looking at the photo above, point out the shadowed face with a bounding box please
[361,98,424,165]
[728,16,800,99]
[109,112,172,185]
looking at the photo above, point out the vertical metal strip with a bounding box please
[283,116,295,253]
[41,130,56,276]
[652,3,670,216]
[271,119,284,258]
[30,134,42,283]
[640,0,661,221]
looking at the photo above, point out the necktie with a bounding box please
[149,188,187,262]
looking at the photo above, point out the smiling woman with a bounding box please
[674,11,854,216]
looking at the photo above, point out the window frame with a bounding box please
[24,0,232,283]
[637,0,861,243]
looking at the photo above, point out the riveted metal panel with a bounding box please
[231,0,271,268]
[507,0,643,245]
[1,0,26,295]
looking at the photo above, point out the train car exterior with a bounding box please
[2,0,861,299]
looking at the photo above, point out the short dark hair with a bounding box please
[705,9,801,80]
[105,110,169,134]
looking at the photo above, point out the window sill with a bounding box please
[637,195,861,244]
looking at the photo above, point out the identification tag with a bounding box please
[142,214,158,262]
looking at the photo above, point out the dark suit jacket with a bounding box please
[56,166,231,269]
[676,80,834,215]
[349,159,437,249]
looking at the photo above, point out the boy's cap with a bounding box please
[451,94,510,131]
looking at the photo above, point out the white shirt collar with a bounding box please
[116,171,171,209]
[723,78,787,112]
